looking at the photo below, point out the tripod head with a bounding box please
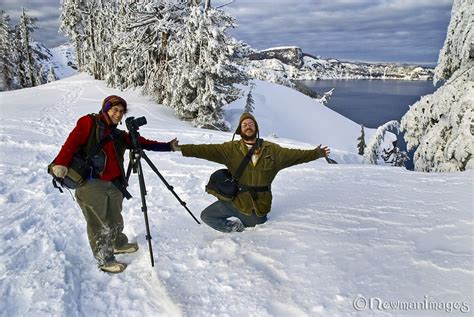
[125,116,147,149]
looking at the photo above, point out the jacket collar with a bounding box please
[237,138,267,155]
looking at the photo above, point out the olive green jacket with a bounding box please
[181,140,325,217]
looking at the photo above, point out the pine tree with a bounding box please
[124,0,188,97]
[433,0,473,84]
[18,8,40,88]
[401,0,473,172]
[364,120,400,165]
[58,0,248,131]
[244,82,256,113]
[168,4,248,130]
[0,11,18,91]
[319,88,334,105]
[356,124,366,155]
[82,1,102,79]
[60,0,84,70]
[381,140,408,168]
[47,65,57,83]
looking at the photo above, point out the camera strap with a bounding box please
[86,128,124,159]
[84,127,132,199]
[233,139,262,181]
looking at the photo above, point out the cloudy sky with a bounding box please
[3,0,453,65]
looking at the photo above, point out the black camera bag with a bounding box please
[48,129,122,191]
[205,141,259,201]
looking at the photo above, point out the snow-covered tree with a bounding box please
[433,0,473,84]
[47,65,57,83]
[364,120,400,165]
[168,4,248,130]
[81,1,104,79]
[125,0,189,98]
[60,0,84,70]
[0,11,18,91]
[401,0,473,172]
[244,82,255,113]
[381,139,408,168]
[392,148,409,168]
[318,88,334,105]
[17,8,41,88]
[59,0,247,130]
[356,124,366,155]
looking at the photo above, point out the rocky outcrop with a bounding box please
[244,46,434,82]
[248,46,303,68]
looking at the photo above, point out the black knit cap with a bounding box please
[101,95,128,113]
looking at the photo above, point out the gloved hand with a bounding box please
[52,165,68,178]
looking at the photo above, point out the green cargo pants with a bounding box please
[75,179,129,265]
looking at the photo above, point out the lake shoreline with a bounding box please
[299,79,439,170]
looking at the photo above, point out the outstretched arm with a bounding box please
[124,133,176,152]
[278,144,330,169]
[179,143,231,165]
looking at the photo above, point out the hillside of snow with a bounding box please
[33,42,78,80]
[226,80,375,164]
[0,74,472,316]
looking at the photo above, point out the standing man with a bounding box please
[51,95,178,273]
[172,112,330,233]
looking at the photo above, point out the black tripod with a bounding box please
[125,117,200,267]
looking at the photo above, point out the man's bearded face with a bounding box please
[241,118,257,141]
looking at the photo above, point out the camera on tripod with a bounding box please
[123,114,200,267]
[125,116,147,149]
[126,116,147,132]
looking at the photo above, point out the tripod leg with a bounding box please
[136,155,155,267]
[141,151,201,224]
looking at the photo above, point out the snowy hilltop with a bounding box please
[245,46,434,84]
[0,73,472,316]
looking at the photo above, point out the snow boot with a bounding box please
[100,260,127,274]
[113,242,139,254]
[227,220,245,232]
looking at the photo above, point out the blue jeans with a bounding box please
[201,200,267,233]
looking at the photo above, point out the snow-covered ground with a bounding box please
[0,74,472,316]
[49,44,78,79]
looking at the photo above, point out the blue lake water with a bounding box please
[299,79,440,169]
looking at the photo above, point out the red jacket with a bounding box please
[54,113,171,181]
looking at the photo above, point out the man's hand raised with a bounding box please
[316,144,330,158]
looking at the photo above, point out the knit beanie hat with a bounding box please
[101,95,128,113]
[235,112,259,136]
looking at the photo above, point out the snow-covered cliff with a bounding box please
[245,46,434,84]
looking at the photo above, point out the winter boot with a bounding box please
[113,242,139,254]
[227,220,245,232]
[100,260,127,274]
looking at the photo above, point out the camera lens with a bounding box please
[135,117,147,127]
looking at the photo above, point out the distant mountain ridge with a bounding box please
[246,46,434,82]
